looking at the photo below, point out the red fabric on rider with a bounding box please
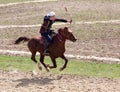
[39,11,71,34]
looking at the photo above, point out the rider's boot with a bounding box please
[43,41,50,56]
[43,49,49,56]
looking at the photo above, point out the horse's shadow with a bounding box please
[14,75,62,88]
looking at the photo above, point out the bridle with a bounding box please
[57,28,71,43]
[57,29,68,43]
[57,33,66,43]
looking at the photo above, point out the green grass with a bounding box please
[0,55,36,71]
[0,55,120,79]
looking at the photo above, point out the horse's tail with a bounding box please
[14,36,30,44]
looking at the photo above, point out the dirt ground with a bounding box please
[0,0,120,58]
[1,0,120,92]
[0,70,119,92]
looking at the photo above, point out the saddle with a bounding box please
[39,36,46,44]
[39,32,57,48]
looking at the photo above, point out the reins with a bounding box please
[57,33,66,43]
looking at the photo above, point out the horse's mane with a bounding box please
[53,27,67,43]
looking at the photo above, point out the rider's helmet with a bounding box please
[47,11,56,17]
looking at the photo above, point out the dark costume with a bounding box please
[40,16,68,42]
[40,15,68,54]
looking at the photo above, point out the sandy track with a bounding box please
[1,49,120,64]
[0,1,120,91]
[0,0,57,7]
[0,20,120,29]
[0,70,120,92]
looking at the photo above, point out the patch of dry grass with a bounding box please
[0,0,120,25]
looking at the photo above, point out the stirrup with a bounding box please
[43,49,49,56]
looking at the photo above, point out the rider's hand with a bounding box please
[68,19,72,24]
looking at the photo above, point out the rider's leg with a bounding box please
[49,30,57,35]
[42,33,52,55]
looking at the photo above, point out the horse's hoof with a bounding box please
[46,67,50,72]
[38,66,42,70]
[46,64,50,72]
[46,64,50,67]
[37,63,42,70]
[60,68,64,71]
[32,70,38,75]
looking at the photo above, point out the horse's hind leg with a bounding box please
[60,55,68,71]
[40,54,50,72]
[31,51,42,70]
[31,51,37,63]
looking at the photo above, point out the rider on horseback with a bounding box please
[40,11,72,55]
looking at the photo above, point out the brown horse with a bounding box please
[15,27,77,72]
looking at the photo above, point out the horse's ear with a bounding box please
[64,27,68,30]
[58,28,62,34]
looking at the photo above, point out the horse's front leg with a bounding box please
[40,54,50,72]
[60,55,68,71]
[48,57,57,69]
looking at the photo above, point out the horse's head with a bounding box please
[58,27,77,42]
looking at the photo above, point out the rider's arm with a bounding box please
[54,18,68,22]
[43,16,50,29]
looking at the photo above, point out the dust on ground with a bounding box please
[0,70,120,92]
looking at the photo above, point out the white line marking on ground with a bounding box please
[0,20,120,29]
[0,23,70,28]
[0,0,57,7]
[0,24,41,28]
[0,49,120,63]
[76,20,120,24]
[1,1,120,63]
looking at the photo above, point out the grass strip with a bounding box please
[0,55,120,78]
